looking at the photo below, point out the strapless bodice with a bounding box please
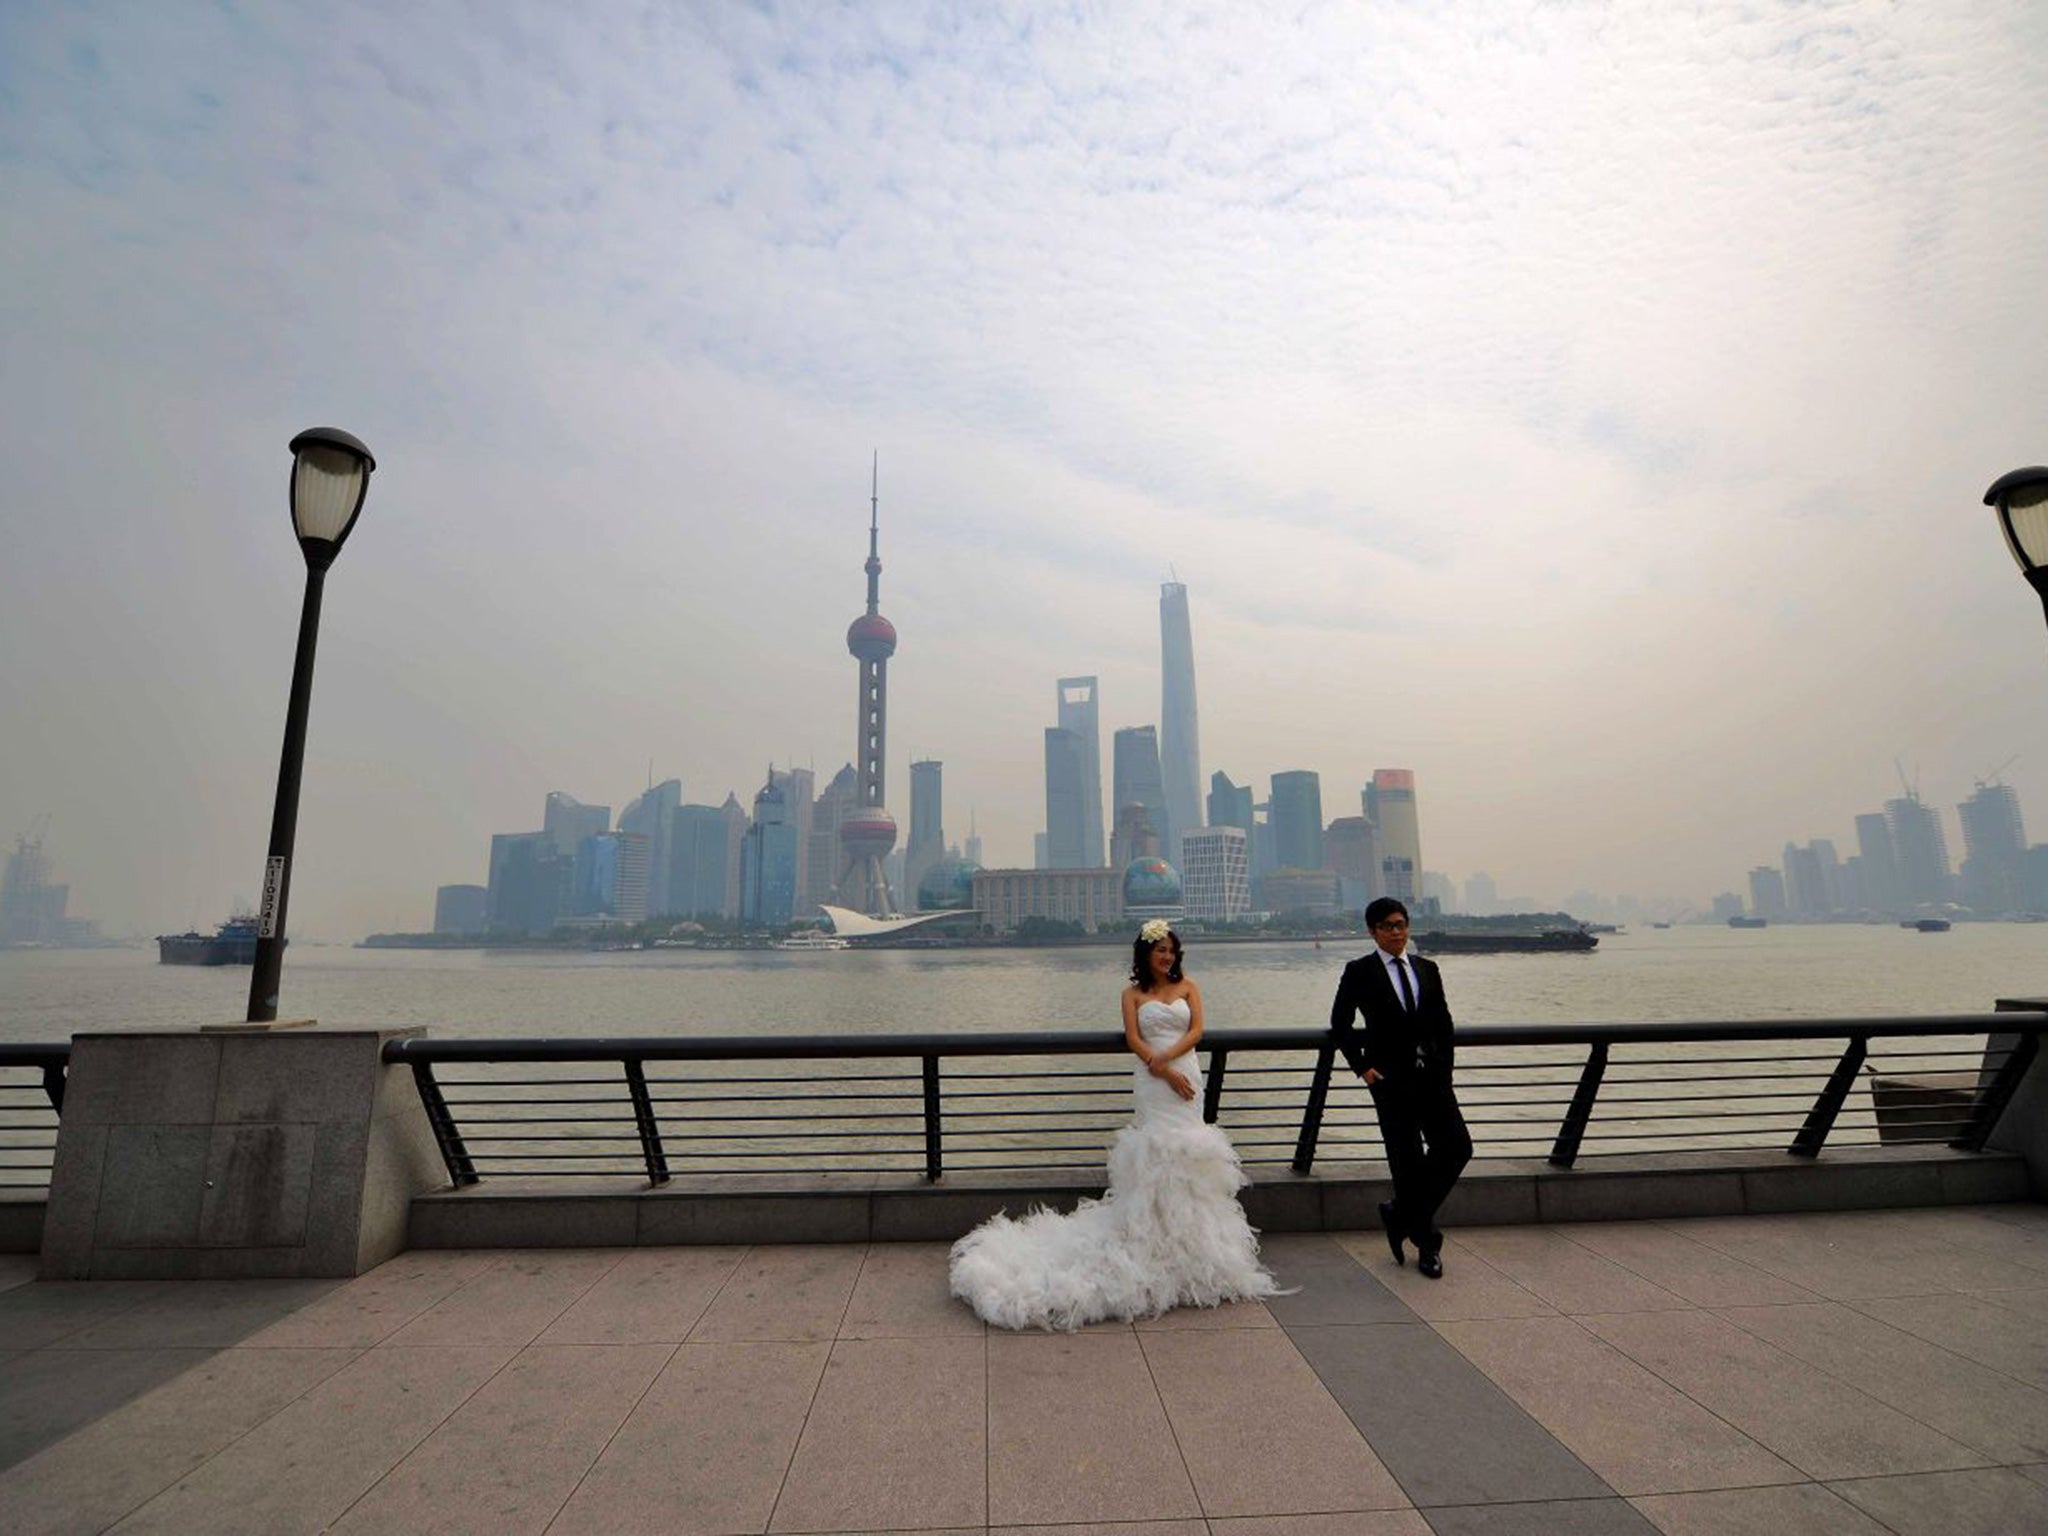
[1137,996,1192,1044]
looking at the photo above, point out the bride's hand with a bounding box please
[1160,1065,1195,1101]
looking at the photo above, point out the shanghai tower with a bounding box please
[1159,580,1202,863]
[838,457,899,916]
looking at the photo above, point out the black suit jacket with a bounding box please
[1329,950,1456,1082]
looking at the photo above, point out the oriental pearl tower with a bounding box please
[838,455,899,916]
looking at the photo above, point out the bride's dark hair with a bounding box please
[1130,928,1185,989]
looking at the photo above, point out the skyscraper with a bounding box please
[769,767,815,912]
[1886,793,1952,909]
[543,792,610,859]
[907,759,945,909]
[1159,583,1201,863]
[1365,770,1422,905]
[1110,801,1161,871]
[1056,677,1104,866]
[669,804,736,919]
[619,779,680,916]
[1269,770,1325,873]
[1324,815,1379,910]
[742,773,800,928]
[1044,728,1090,869]
[805,764,859,914]
[1749,865,1788,918]
[1112,726,1169,856]
[839,459,900,916]
[1958,781,2027,913]
[1853,812,1903,914]
[486,831,570,935]
[1179,826,1249,922]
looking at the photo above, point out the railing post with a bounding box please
[1549,1041,1608,1168]
[1790,1035,1867,1158]
[922,1054,943,1182]
[1203,1048,1228,1126]
[41,1062,64,1114]
[1953,1030,2039,1152]
[624,1059,670,1185]
[1292,1042,1336,1175]
[410,1060,478,1187]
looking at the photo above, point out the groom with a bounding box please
[1329,897,1472,1279]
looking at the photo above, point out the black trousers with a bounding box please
[1368,1072,1471,1248]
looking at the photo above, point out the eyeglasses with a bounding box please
[1372,919,1409,932]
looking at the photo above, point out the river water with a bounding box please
[3,922,2044,1044]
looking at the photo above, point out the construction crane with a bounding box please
[1978,755,2020,787]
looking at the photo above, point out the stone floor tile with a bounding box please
[1420,1496,1661,1534]
[0,1346,213,1470]
[987,1330,1201,1525]
[1133,1295,1280,1329]
[107,1344,514,1535]
[689,1243,866,1342]
[1714,1300,2048,1463]
[1433,1316,1795,1496]
[1853,1291,2048,1390]
[0,1347,357,1534]
[1874,1207,2048,1271]
[1673,1217,1984,1301]
[1262,1233,1413,1326]
[840,1241,985,1338]
[2019,1460,2048,1491]
[770,1335,986,1531]
[1629,1483,1893,1535]
[992,1524,1210,1536]
[0,1254,38,1292]
[1333,1233,1557,1322]
[1581,1309,1985,1480]
[1974,1284,2048,1320]
[548,1340,829,1536]
[239,1250,496,1348]
[380,1248,625,1347]
[1283,1323,1611,1508]
[0,1280,167,1350]
[1208,1516,1434,1536]
[54,1278,342,1349]
[330,1343,672,1535]
[1141,1328,1406,1516]
[1454,1229,1690,1315]
[538,1245,745,1344]
[1827,1466,2048,1535]
[1558,1222,1821,1307]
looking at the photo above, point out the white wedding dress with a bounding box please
[949,996,1285,1331]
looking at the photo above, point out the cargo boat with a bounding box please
[156,917,266,965]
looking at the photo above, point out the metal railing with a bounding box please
[382,1012,2048,1188]
[0,1044,68,1191]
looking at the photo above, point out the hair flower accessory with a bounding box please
[1139,918,1174,942]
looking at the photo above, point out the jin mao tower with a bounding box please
[839,458,899,915]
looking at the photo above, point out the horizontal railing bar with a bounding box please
[380,1013,2048,1066]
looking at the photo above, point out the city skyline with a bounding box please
[5,5,2047,937]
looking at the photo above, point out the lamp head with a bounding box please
[288,427,375,569]
[1985,466,2048,581]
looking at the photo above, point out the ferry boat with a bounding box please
[776,931,849,951]
[156,917,264,966]
[1413,928,1597,954]
[1727,915,1768,929]
[1904,917,1952,933]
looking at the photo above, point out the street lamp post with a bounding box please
[1985,466,2048,630]
[246,428,376,1023]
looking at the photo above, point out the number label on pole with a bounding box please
[258,856,286,938]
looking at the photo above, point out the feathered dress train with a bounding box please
[949,997,1285,1331]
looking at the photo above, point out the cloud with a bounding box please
[3,0,2048,935]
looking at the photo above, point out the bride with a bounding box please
[949,918,1286,1330]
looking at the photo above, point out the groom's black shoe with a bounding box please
[1417,1241,1444,1280]
[1379,1201,1406,1267]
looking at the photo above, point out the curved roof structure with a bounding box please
[817,904,971,939]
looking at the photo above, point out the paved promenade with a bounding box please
[5,1205,2048,1534]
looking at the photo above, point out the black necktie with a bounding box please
[1392,956,1415,1012]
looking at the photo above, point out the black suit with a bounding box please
[1329,949,1471,1249]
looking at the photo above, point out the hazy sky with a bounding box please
[5,1,2048,937]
